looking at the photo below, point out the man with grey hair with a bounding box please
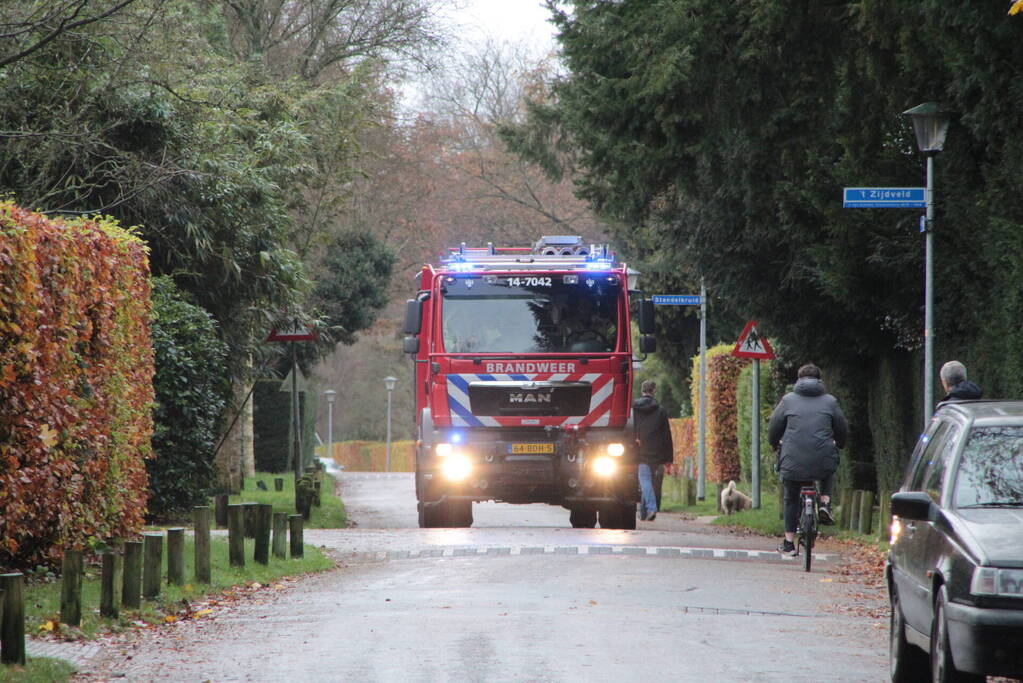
[939,360,983,402]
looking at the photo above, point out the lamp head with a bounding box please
[324,389,337,404]
[902,102,951,155]
[384,376,397,391]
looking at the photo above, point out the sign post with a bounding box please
[652,288,708,499]
[732,320,775,509]
[844,185,932,425]
[267,325,317,482]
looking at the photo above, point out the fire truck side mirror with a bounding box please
[404,298,423,335]
[403,336,420,354]
[637,299,656,335]
[639,336,657,354]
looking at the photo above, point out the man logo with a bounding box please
[508,392,552,404]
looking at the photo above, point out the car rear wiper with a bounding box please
[958,501,1023,508]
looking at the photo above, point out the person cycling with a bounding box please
[767,363,848,556]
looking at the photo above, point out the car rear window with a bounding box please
[954,426,1023,508]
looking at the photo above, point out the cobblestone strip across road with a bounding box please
[374,545,836,563]
[25,639,103,667]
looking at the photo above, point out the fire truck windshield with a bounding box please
[441,275,620,354]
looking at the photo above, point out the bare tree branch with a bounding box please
[0,0,140,69]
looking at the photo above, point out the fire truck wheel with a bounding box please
[445,499,473,528]
[618,502,637,530]
[569,508,597,528]
[418,501,442,528]
[597,504,622,529]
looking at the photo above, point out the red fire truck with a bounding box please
[403,236,657,529]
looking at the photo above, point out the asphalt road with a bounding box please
[75,472,889,683]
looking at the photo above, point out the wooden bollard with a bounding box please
[272,512,288,558]
[100,551,119,618]
[289,514,304,559]
[122,540,143,608]
[254,504,273,565]
[858,490,875,535]
[1,573,26,665]
[167,528,185,586]
[838,488,853,530]
[228,503,245,567]
[244,502,258,538]
[214,493,229,528]
[60,549,84,626]
[849,490,863,532]
[274,477,284,492]
[194,506,212,584]
[313,480,322,507]
[143,533,163,599]
[877,492,891,542]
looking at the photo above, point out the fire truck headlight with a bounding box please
[592,456,616,477]
[441,454,472,481]
[435,443,453,457]
[606,442,625,457]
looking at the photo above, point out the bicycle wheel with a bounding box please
[799,511,815,572]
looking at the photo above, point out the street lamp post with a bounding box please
[324,389,336,463]
[903,102,951,427]
[384,376,397,472]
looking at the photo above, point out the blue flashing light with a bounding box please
[585,260,613,270]
[449,262,477,272]
[451,432,464,444]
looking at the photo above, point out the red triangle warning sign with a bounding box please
[732,320,775,359]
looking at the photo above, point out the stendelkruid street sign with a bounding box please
[843,187,926,208]
[652,294,703,305]
[732,320,775,360]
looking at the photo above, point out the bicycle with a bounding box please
[795,482,820,573]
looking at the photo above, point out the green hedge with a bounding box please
[148,277,228,518]
[253,379,317,473]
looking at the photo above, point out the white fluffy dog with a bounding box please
[720,480,753,515]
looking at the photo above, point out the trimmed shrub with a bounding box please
[147,277,228,518]
[330,440,414,472]
[690,344,745,484]
[254,380,317,473]
[668,417,696,476]
[0,203,153,567]
[254,379,290,473]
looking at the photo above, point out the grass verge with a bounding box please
[229,472,346,529]
[664,482,890,549]
[0,657,76,683]
[21,536,335,639]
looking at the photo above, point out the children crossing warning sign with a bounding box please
[732,320,775,359]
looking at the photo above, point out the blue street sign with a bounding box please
[843,187,926,208]
[652,294,703,306]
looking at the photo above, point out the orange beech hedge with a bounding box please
[0,202,154,568]
[327,440,414,472]
[668,417,695,475]
[690,344,747,484]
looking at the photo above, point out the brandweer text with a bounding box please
[484,362,576,373]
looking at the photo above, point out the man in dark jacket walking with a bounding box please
[633,379,674,521]
[767,364,848,556]
[939,360,983,402]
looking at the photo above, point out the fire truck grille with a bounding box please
[468,383,591,416]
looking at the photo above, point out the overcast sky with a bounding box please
[449,0,557,53]
[399,1,559,113]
